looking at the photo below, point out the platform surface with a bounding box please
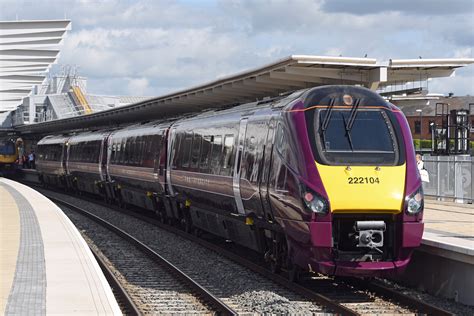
[422,200,474,260]
[0,177,121,315]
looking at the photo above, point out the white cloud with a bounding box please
[1,0,472,96]
[127,77,149,95]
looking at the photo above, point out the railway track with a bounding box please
[89,245,141,315]
[50,194,328,315]
[38,185,454,315]
[56,200,236,315]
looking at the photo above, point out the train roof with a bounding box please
[301,85,392,108]
[37,134,70,145]
[68,130,112,144]
[108,120,171,138]
[174,89,306,124]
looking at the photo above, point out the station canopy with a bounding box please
[16,54,474,134]
[0,20,71,112]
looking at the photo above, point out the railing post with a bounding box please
[436,156,441,200]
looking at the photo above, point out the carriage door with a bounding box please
[259,119,276,221]
[233,118,248,215]
[61,140,68,175]
[100,135,109,181]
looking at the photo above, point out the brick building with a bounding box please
[392,95,474,140]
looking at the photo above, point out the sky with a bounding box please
[1,0,473,97]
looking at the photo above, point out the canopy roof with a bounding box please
[15,54,474,134]
[0,20,71,112]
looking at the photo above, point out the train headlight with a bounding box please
[303,190,329,215]
[405,187,424,215]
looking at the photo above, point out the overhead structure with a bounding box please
[0,20,71,112]
[15,55,474,134]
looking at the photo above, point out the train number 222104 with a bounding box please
[348,177,380,184]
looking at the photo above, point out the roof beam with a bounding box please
[231,81,277,94]
[242,78,288,91]
[256,74,308,88]
[216,85,262,97]
[285,66,370,82]
[270,70,326,84]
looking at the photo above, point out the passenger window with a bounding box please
[200,135,212,171]
[116,141,121,164]
[142,135,154,168]
[121,140,126,164]
[275,123,286,157]
[182,133,193,168]
[210,135,222,174]
[138,136,145,165]
[191,134,201,168]
[275,165,289,192]
[220,135,234,176]
[126,138,133,165]
[172,133,182,168]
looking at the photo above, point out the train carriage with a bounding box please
[66,131,110,195]
[36,85,424,279]
[167,85,424,278]
[36,135,69,186]
[0,137,21,175]
[107,121,171,214]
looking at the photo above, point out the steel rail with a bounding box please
[89,246,141,316]
[51,197,238,316]
[101,201,454,316]
[34,182,453,316]
[52,192,357,315]
[362,281,453,316]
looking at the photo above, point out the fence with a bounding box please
[423,155,473,203]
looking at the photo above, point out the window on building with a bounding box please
[414,120,421,134]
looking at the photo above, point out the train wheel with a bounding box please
[288,263,301,283]
[270,260,280,274]
[193,228,202,237]
[182,216,193,234]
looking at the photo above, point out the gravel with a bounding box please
[43,188,474,315]
[378,278,474,316]
[46,190,327,315]
[64,209,212,315]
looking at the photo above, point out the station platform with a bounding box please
[399,199,474,306]
[0,177,121,315]
[423,200,473,259]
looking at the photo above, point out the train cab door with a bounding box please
[233,118,248,215]
[260,118,276,221]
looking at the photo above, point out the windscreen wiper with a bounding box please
[320,98,335,148]
[347,98,361,131]
[342,112,354,151]
[344,99,361,151]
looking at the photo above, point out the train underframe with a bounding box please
[38,173,421,280]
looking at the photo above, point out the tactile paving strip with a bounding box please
[2,182,46,316]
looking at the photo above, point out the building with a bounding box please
[0,20,151,129]
[11,67,151,127]
[392,95,473,140]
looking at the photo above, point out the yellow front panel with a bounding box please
[0,156,17,164]
[316,162,406,213]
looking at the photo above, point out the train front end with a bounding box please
[0,138,19,175]
[291,86,423,277]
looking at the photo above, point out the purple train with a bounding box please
[37,85,424,279]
